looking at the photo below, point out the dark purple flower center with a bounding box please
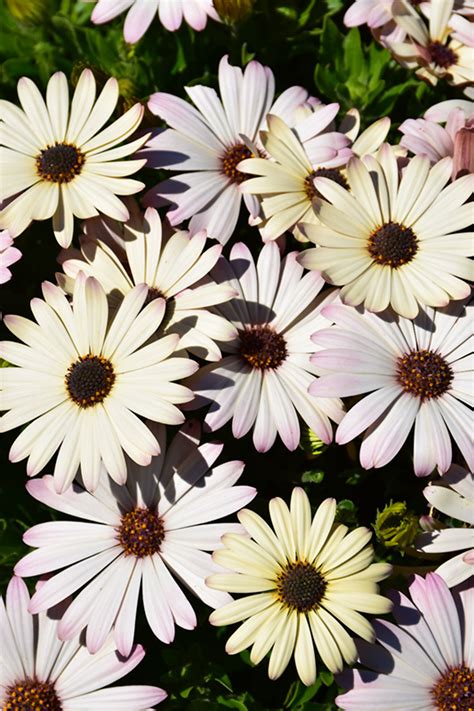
[118,507,165,557]
[65,354,115,408]
[431,664,474,710]
[277,561,327,613]
[428,41,458,69]
[367,221,418,268]
[4,679,62,710]
[221,143,254,184]
[396,349,453,401]
[239,325,287,370]
[304,167,349,201]
[36,142,85,183]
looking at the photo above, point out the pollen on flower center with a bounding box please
[117,507,165,557]
[396,349,453,401]
[304,168,349,201]
[367,221,418,268]
[239,325,288,370]
[431,664,474,710]
[36,142,85,183]
[65,354,115,408]
[427,41,458,69]
[221,144,253,184]
[4,679,62,710]
[277,561,327,613]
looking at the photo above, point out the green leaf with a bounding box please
[301,470,325,485]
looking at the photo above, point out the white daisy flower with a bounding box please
[14,420,256,654]
[0,274,198,492]
[57,202,238,361]
[416,464,474,586]
[208,487,392,686]
[0,69,147,247]
[142,55,310,244]
[185,241,345,452]
[1,576,166,710]
[298,144,474,318]
[310,296,473,476]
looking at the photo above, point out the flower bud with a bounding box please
[213,0,254,24]
[299,425,326,459]
[6,0,51,23]
[374,501,419,551]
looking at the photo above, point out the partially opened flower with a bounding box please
[0,274,197,492]
[15,421,256,654]
[0,69,147,247]
[87,0,219,43]
[186,241,345,452]
[208,488,392,686]
[336,573,473,710]
[299,145,473,318]
[310,297,473,475]
[142,55,309,244]
[58,203,238,361]
[1,576,166,710]
[416,464,474,586]
[0,230,21,284]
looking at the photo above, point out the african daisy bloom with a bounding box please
[388,0,474,86]
[142,55,310,244]
[0,576,166,710]
[185,241,345,453]
[87,0,219,43]
[343,0,407,47]
[310,297,473,476]
[336,573,473,711]
[0,230,21,284]
[0,273,198,493]
[14,420,256,655]
[239,113,353,242]
[0,69,147,247]
[416,465,474,586]
[298,145,474,318]
[207,488,392,686]
[57,202,238,361]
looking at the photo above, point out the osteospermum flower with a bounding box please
[416,465,474,586]
[58,202,238,361]
[185,241,345,452]
[0,69,147,247]
[1,576,166,710]
[0,230,21,284]
[0,274,197,492]
[207,488,392,686]
[336,573,473,711]
[299,145,474,318]
[142,55,310,244]
[239,113,353,241]
[14,421,256,654]
[343,0,407,47]
[310,297,473,476]
[87,0,219,43]
[388,0,474,86]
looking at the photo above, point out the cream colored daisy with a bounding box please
[0,69,148,247]
[298,144,473,318]
[208,488,392,686]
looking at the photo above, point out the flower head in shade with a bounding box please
[0,576,166,710]
[336,573,473,711]
[400,99,474,178]
[14,421,256,655]
[207,488,392,686]
[416,464,474,586]
[142,55,310,244]
[299,145,474,318]
[185,241,345,452]
[310,297,473,476]
[0,230,21,284]
[0,69,147,247]
[0,274,197,492]
[57,202,238,361]
[239,113,353,241]
[87,0,219,43]
[387,0,474,86]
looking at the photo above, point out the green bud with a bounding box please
[213,0,255,24]
[299,425,326,459]
[374,501,419,551]
[6,0,51,24]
